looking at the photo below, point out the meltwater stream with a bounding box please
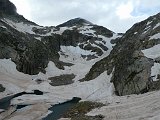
[43,97,81,120]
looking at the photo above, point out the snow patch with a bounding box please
[151,63,160,81]
[134,32,138,34]
[61,46,95,56]
[78,26,96,37]
[142,44,160,59]
[2,18,41,34]
[149,33,160,40]
[147,21,152,25]
[153,23,160,29]
[53,27,74,35]
[34,37,41,41]
[45,61,64,78]
[143,25,151,34]
[0,26,7,29]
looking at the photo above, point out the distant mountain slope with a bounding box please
[0,0,121,75]
[57,17,94,27]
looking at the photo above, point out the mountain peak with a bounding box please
[0,0,17,15]
[57,17,94,27]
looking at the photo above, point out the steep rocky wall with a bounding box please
[0,0,17,15]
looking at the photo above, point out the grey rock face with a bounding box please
[0,0,17,15]
[113,57,153,95]
[0,84,5,92]
[82,12,160,95]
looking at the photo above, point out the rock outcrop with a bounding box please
[0,0,17,15]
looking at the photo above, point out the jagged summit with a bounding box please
[57,17,94,27]
[0,0,17,15]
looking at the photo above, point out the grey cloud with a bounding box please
[14,0,160,32]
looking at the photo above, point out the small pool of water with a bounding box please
[43,97,81,120]
[0,90,43,110]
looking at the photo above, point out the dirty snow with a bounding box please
[134,32,138,34]
[87,90,160,120]
[78,26,96,37]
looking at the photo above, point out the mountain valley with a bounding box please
[0,0,160,120]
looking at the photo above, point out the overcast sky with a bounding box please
[10,0,160,33]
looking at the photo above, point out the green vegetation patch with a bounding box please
[63,101,105,120]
